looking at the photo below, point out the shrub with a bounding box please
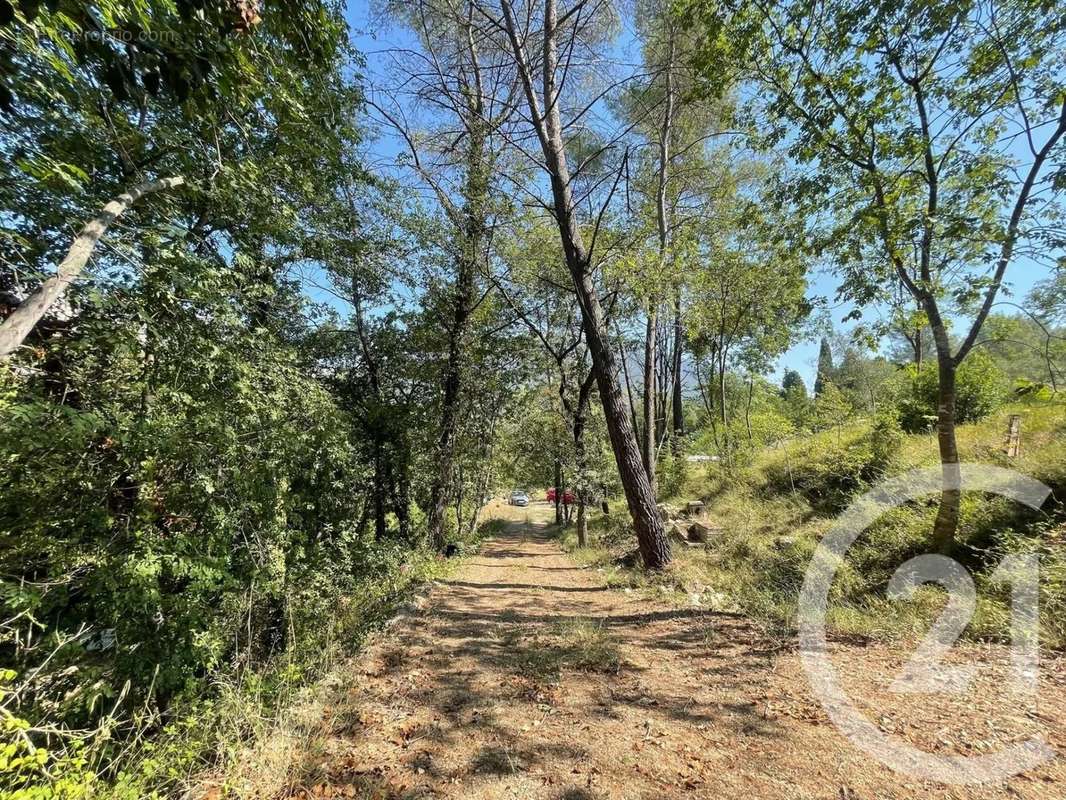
[893,349,1008,433]
[765,417,902,514]
[867,411,904,479]
[656,448,688,499]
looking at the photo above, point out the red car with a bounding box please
[546,487,575,504]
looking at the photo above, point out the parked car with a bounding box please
[509,490,529,507]
[546,487,575,504]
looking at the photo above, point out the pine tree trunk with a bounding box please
[501,0,670,569]
[671,294,684,452]
[373,442,387,540]
[395,458,412,542]
[574,380,592,547]
[427,324,467,549]
[643,304,658,498]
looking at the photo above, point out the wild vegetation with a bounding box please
[0,0,1063,797]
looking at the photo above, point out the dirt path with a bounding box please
[288,508,1065,799]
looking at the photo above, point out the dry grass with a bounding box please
[557,399,1066,648]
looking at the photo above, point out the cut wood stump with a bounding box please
[657,503,681,522]
[668,521,691,544]
[687,521,723,544]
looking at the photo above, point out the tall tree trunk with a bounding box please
[718,358,729,463]
[394,452,412,542]
[585,316,670,566]
[467,407,498,538]
[554,456,563,525]
[619,336,640,436]
[642,304,658,497]
[373,442,387,540]
[869,98,1066,556]
[744,373,754,443]
[931,347,960,553]
[574,422,588,547]
[426,124,486,550]
[573,373,594,548]
[671,292,684,452]
[501,0,670,569]
[640,33,676,496]
[454,461,465,538]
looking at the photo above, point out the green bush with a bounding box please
[0,301,431,796]
[765,416,903,513]
[893,349,1007,433]
[656,448,688,499]
[868,411,904,478]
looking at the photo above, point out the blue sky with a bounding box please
[334,0,1057,391]
[781,263,1052,387]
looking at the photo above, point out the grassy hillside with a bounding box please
[559,400,1066,649]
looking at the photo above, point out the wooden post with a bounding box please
[1006,414,1022,458]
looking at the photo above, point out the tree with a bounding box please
[814,337,834,396]
[0,0,351,360]
[492,0,672,569]
[689,0,1066,549]
[833,345,896,412]
[1028,272,1066,325]
[973,314,1065,394]
[619,1,736,475]
[781,369,806,397]
[372,0,518,549]
[814,379,853,440]
[494,219,603,545]
[0,178,185,359]
[686,162,811,461]
[894,349,1008,433]
[781,368,812,428]
[882,279,933,369]
[0,4,412,790]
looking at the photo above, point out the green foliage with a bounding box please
[0,2,524,796]
[868,411,905,478]
[980,313,1066,391]
[0,318,369,762]
[0,671,97,799]
[812,379,852,433]
[769,432,863,512]
[814,338,833,396]
[780,369,806,397]
[761,410,901,512]
[656,448,688,499]
[892,349,1008,433]
[780,372,812,429]
[586,399,1066,649]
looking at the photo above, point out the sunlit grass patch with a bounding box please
[565,400,1066,650]
[506,617,623,679]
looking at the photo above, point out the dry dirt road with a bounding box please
[287,505,1065,800]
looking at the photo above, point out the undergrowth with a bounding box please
[556,400,1066,650]
[2,526,496,800]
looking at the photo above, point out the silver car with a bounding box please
[509,490,529,507]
